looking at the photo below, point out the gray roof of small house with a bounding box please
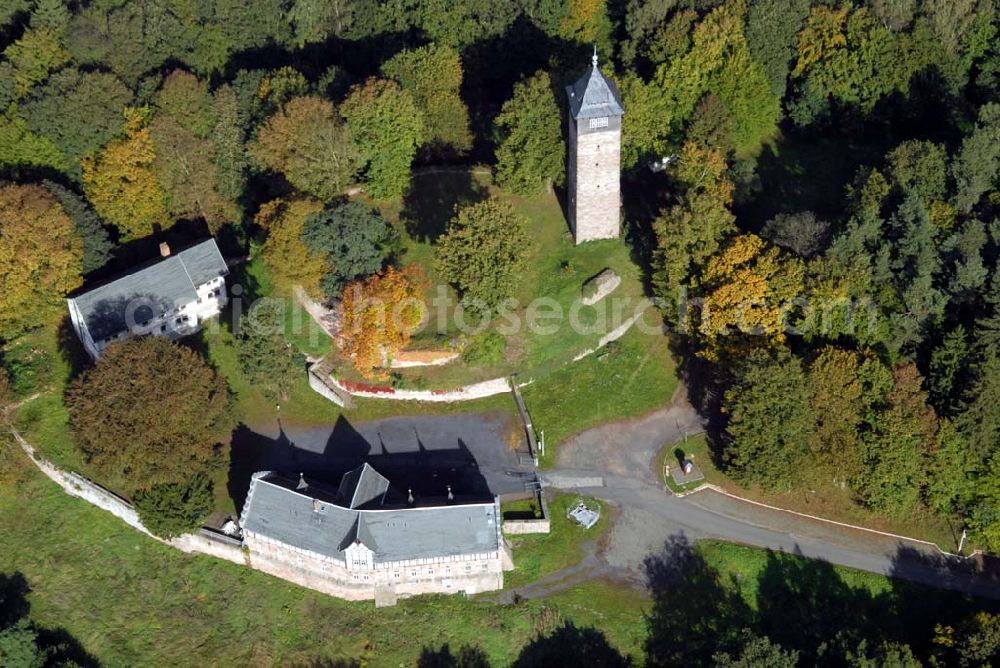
[240,471,500,563]
[68,240,228,343]
[338,463,390,509]
[566,62,624,120]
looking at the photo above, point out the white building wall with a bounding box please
[243,530,505,600]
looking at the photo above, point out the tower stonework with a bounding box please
[566,51,624,245]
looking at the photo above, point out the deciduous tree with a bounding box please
[250,95,361,202]
[494,70,565,195]
[65,336,232,494]
[82,108,169,240]
[0,184,82,339]
[341,78,424,200]
[336,265,428,379]
[257,197,327,294]
[724,348,814,489]
[382,44,472,155]
[695,234,805,354]
[852,364,937,517]
[236,301,301,402]
[134,473,214,538]
[435,199,530,311]
[653,143,737,321]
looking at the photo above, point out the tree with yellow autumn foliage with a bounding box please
[256,197,327,294]
[694,234,804,356]
[0,183,83,339]
[82,108,169,240]
[336,265,428,380]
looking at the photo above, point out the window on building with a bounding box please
[589,116,609,129]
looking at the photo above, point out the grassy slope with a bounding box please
[1,444,991,666]
[0,450,644,666]
[350,170,653,391]
[525,325,677,464]
[503,494,608,589]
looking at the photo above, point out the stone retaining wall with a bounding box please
[331,375,512,402]
[11,426,244,564]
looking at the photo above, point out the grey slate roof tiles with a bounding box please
[68,239,228,342]
[241,468,500,563]
[567,62,624,120]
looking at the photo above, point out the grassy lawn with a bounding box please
[504,494,607,589]
[656,433,728,495]
[344,169,654,391]
[1,442,991,666]
[0,449,643,666]
[524,325,677,463]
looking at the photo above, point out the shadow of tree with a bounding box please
[401,170,490,242]
[512,622,632,667]
[418,643,491,668]
[644,534,751,665]
[642,534,1000,666]
[0,571,98,667]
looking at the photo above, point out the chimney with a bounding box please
[159,242,171,258]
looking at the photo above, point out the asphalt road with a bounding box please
[545,400,1000,600]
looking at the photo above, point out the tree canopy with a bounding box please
[65,336,232,494]
[0,184,82,339]
[435,199,530,311]
[301,201,397,299]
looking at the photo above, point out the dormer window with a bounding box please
[589,116,609,129]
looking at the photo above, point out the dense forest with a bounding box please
[4,0,1000,594]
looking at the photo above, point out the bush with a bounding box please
[134,473,214,539]
[462,331,507,367]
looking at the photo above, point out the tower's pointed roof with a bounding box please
[566,49,624,120]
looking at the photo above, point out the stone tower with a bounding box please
[566,49,624,244]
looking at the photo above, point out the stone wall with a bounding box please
[307,362,348,407]
[11,425,243,564]
[569,123,621,244]
[501,490,551,535]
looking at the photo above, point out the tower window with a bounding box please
[589,116,609,129]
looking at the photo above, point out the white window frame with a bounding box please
[589,116,609,129]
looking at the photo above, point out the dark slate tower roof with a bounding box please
[338,463,390,509]
[566,49,624,120]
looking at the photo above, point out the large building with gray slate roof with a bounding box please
[67,239,229,358]
[239,464,508,605]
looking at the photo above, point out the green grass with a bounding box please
[350,170,654,392]
[0,452,642,666]
[2,446,991,667]
[523,325,677,462]
[657,433,723,494]
[504,494,607,589]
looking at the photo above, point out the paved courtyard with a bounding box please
[231,412,536,506]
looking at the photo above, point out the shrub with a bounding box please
[462,331,507,367]
[134,473,214,539]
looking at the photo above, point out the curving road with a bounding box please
[536,395,1000,600]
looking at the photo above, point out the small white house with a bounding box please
[67,239,229,359]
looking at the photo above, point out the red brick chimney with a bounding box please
[159,242,171,258]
